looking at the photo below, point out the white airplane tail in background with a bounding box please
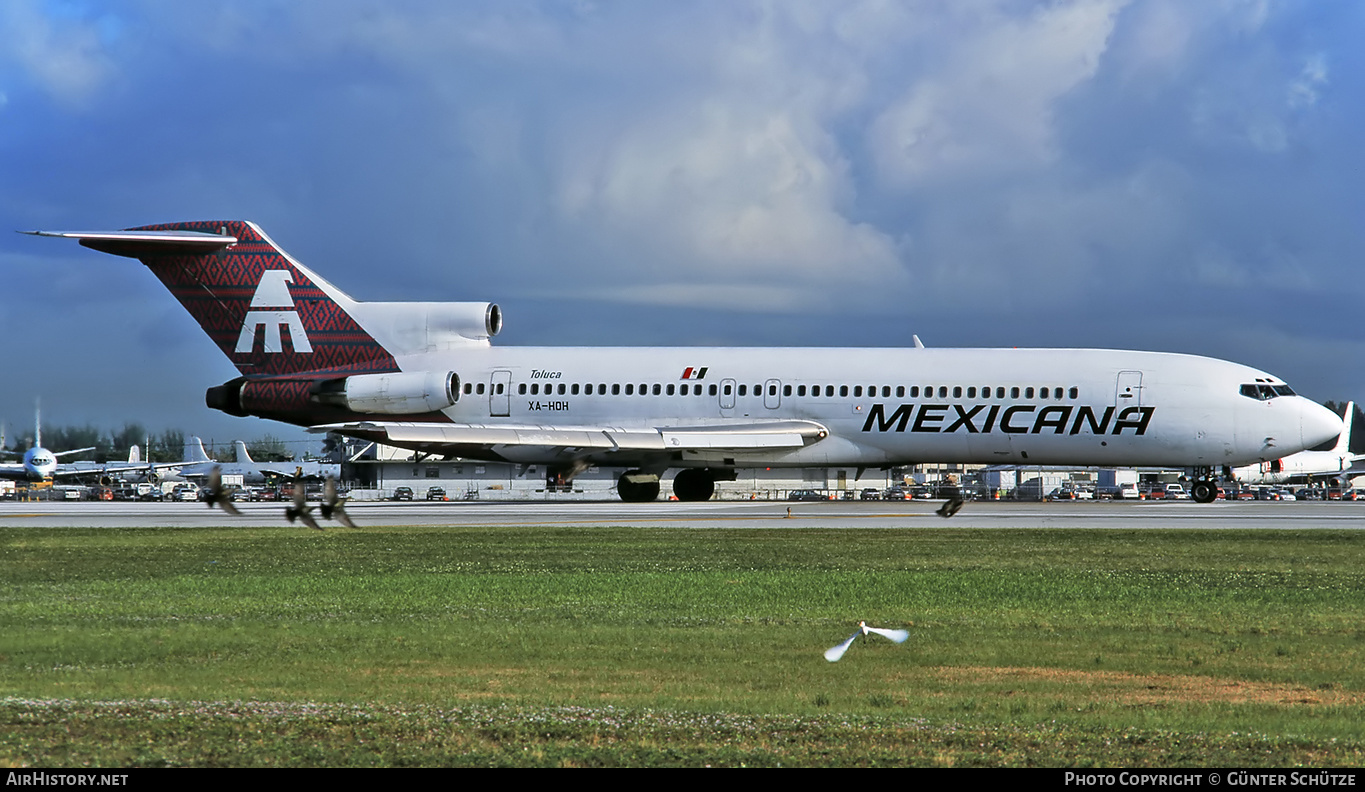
[184,437,213,464]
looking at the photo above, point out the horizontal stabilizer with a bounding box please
[311,419,828,454]
[20,229,237,258]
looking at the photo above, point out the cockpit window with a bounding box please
[1240,383,1298,401]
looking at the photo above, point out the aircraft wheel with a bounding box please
[1191,481,1217,504]
[617,472,660,502]
[672,469,716,502]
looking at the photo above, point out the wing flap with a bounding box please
[312,419,827,453]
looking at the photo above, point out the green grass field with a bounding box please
[2,524,1363,766]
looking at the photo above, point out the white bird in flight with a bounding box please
[824,621,910,662]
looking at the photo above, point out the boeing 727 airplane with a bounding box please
[25,221,1343,504]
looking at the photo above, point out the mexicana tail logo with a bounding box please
[235,270,313,354]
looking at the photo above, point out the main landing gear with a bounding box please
[617,471,661,502]
[1187,466,1228,504]
[616,469,737,502]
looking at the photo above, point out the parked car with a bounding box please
[426,486,447,501]
[393,486,414,501]
[883,487,908,500]
[787,489,827,501]
[859,488,881,500]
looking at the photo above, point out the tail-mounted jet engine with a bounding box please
[311,371,460,414]
[207,371,460,423]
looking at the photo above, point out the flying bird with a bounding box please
[936,497,964,518]
[285,475,355,530]
[824,621,910,662]
[201,466,240,517]
[284,480,322,530]
[319,476,356,528]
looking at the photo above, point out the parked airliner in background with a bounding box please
[0,430,91,481]
[177,437,338,484]
[0,418,181,484]
[1233,402,1363,486]
[0,408,97,482]
[26,221,1343,504]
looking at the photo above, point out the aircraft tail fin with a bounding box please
[26,222,398,377]
[185,437,212,464]
[235,440,254,464]
[1335,402,1355,456]
[128,445,141,464]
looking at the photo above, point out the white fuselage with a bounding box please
[384,345,1337,471]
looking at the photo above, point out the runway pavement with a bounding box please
[2,498,1363,530]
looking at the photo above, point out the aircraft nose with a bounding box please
[1301,399,1344,449]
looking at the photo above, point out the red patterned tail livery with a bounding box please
[73,220,398,377]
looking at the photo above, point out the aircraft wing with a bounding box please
[0,463,32,482]
[310,419,829,455]
[51,460,185,480]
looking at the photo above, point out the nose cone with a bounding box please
[1301,399,1345,450]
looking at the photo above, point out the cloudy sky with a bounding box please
[1,0,1362,450]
